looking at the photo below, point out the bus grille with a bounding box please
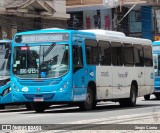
[19,81,60,86]
[23,94,54,100]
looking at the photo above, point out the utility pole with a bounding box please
[113,1,138,30]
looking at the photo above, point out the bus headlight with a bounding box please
[63,82,69,89]
[60,82,69,91]
[14,86,19,92]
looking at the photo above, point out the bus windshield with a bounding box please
[153,45,160,77]
[0,43,10,79]
[153,54,160,76]
[13,44,69,79]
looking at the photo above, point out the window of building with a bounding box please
[98,41,111,66]
[111,42,123,66]
[143,45,153,67]
[129,11,142,33]
[123,43,134,66]
[133,44,144,67]
[85,39,98,65]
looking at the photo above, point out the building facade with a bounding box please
[67,0,160,41]
[0,0,70,39]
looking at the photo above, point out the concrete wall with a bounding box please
[0,0,14,6]
[67,0,103,6]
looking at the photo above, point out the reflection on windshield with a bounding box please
[13,44,69,79]
[0,43,10,78]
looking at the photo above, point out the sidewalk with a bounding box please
[3,110,160,133]
[42,111,160,133]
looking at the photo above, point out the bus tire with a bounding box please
[128,85,137,106]
[144,94,150,100]
[155,93,160,100]
[119,85,137,107]
[79,87,93,111]
[25,103,33,110]
[92,101,97,109]
[32,103,46,113]
[0,105,5,109]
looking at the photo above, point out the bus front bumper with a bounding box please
[154,86,160,93]
[12,91,73,103]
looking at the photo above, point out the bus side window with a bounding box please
[133,44,144,67]
[98,40,111,66]
[143,45,153,67]
[85,39,98,65]
[123,43,134,66]
[111,42,123,66]
[72,45,83,68]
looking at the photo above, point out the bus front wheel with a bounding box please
[25,103,33,110]
[144,94,150,100]
[32,103,46,113]
[155,93,160,100]
[129,85,137,106]
[79,87,93,111]
[0,105,5,109]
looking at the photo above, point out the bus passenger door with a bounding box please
[143,45,154,95]
[72,45,86,101]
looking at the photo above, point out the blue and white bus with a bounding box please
[0,39,12,109]
[11,29,154,112]
[144,41,160,100]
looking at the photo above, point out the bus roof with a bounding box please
[79,29,151,45]
[14,28,75,35]
[81,29,126,37]
[14,28,151,45]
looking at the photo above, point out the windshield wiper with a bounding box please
[43,43,56,57]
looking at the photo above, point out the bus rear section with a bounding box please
[0,40,12,109]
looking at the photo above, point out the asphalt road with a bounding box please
[0,95,159,125]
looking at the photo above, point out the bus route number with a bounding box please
[20,68,37,74]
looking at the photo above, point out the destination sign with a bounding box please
[15,33,69,43]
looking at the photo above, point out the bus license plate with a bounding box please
[34,97,44,102]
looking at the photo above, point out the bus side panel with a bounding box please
[154,77,160,92]
[134,67,145,97]
[96,66,113,99]
[112,66,130,99]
